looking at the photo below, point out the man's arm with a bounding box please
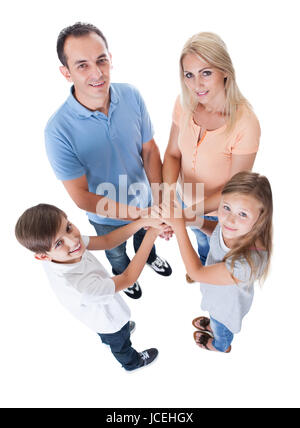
[63,175,142,221]
[141,138,163,206]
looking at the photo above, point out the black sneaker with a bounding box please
[138,348,159,368]
[112,269,142,299]
[123,281,142,299]
[147,256,172,276]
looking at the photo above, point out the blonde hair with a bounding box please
[179,32,251,132]
[221,171,273,283]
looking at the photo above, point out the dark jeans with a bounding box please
[98,322,141,370]
[89,220,157,274]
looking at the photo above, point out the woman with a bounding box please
[163,32,260,268]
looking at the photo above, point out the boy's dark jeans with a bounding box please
[98,322,141,370]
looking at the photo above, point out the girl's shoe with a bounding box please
[192,316,213,336]
[193,331,231,353]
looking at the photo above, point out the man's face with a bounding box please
[60,32,112,109]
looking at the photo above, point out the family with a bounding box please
[15,22,273,371]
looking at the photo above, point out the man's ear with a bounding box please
[59,65,73,82]
[109,52,113,69]
[34,253,51,261]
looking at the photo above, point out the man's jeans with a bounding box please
[89,220,157,274]
[98,322,141,370]
[190,216,218,266]
[210,316,234,352]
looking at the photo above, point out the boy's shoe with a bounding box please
[147,256,172,276]
[138,348,159,368]
[129,321,136,334]
[123,282,142,299]
[112,269,142,299]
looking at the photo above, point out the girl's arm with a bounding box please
[169,218,237,285]
[112,228,160,292]
[87,218,162,251]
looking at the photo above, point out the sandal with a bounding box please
[192,316,213,335]
[193,331,232,353]
[193,331,212,350]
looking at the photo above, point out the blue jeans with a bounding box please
[191,216,218,265]
[98,322,141,370]
[89,220,157,274]
[210,316,234,352]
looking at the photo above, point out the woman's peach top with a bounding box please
[172,96,261,209]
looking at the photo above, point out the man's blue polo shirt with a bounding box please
[45,83,154,226]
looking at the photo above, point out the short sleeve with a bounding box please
[225,257,252,284]
[45,129,86,181]
[225,252,267,285]
[231,109,261,155]
[135,90,154,144]
[172,95,182,127]
[80,276,116,306]
[81,236,90,247]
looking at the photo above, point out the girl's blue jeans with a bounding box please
[210,316,234,352]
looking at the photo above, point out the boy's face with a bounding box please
[36,216,86,264]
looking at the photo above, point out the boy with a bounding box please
[15,204,165,371]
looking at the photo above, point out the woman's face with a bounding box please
[182,53,227,107]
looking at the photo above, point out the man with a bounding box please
[45,22,172,299]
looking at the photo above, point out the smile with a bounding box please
[196,90,208,96]
[223,225,237,232]
[89,81,105,87]
[69,243,81,254]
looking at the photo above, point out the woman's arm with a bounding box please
[112,228,160,292]
[184,152,257,217]
[162,122,182,198]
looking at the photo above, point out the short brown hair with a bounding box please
[57,22,109,67]
[15,204,67,253]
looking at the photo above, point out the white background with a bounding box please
[1,0,299,408]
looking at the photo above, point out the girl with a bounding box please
[163,32,261,267]
[161,171,272,353]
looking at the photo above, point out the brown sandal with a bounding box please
[193,331,212,350]
[193,331,232,353]
[192,316,213,335]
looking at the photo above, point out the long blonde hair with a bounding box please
[222,171,273,283]
[179,32,251,132]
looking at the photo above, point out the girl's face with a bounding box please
[218,193,262,243]
[182,53,227,107]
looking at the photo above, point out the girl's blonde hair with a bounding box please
[221,171,273,283]
[179,32,251,132]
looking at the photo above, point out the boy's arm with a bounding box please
[112,228,160,292]
[87,218,162,251]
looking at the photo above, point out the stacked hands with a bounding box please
[139,195,196,240]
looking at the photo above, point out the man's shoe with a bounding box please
[112,269,142,299]
[147,256,172,276]
[138,348,158,368]
[123,281,142,299]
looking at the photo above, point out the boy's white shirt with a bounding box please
[42,236,131,334]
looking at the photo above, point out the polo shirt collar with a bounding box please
[66,84,119,119]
